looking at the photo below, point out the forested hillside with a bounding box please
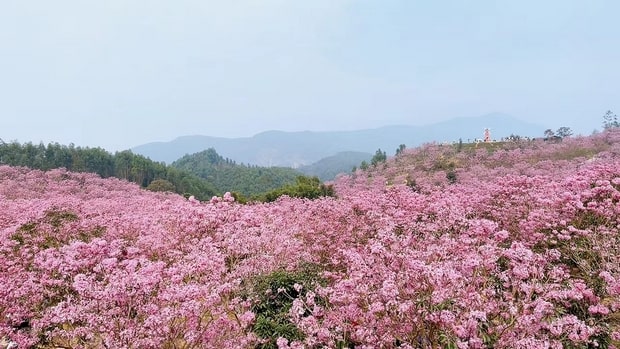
[171,148,302,197]
[3,130,620,348]
[0,141,334,203]
[0,141,217,200]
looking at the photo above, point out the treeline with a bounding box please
[355,148,389,172]
[0,141,336,203]
[260,175,335,203]
[0,141,217,200]
[171,148,303,197]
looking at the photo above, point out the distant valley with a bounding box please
[297,151,372,181]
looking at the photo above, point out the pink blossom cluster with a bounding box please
[2,130,620,348]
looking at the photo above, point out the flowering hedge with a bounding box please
[2,131,620,348]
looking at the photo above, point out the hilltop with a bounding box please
[170,148,303,197]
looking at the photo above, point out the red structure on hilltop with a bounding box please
[484,128,491,143]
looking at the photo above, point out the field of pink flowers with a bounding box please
[2,131,620,348]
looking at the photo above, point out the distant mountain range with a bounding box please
[132,113,547,167]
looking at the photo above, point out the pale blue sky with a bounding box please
[1,0,618,151]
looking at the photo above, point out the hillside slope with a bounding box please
[352,132,617,190]
[3,130,620,348]
[170,148,302,196]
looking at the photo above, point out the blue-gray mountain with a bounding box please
[132,113,546,167]
[297,152,372,181]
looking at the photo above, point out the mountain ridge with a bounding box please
[132,113,547,166]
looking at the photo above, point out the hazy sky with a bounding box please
[1,1,618,151]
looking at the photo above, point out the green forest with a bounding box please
[0,141,217,200]
[0,141,334,202]
[171,148,303,197]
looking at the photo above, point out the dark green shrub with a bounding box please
[243,265,325,348]
[446,171,457,184]
[260,176,335,202]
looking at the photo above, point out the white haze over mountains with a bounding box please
[132,113,546,167]
[1,1,618,152]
